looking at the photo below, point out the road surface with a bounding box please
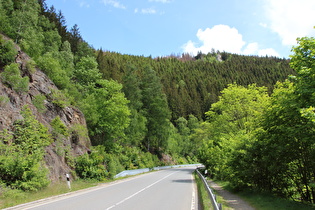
[10,167,198,210]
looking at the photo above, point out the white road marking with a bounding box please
[5,174,149,210]
[191,174,196,210]
[106,171,179,210]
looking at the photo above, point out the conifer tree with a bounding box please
[122,65,147,147]
[141,66,171,154]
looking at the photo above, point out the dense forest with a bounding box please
[0,0,314,205]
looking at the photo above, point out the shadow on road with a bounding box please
[172,179,194,183]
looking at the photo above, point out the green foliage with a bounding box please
[217,33,315,204]
[0,1,14,39]
[0,63,29,93]
[75,146,108,180]
[0,95,9,107]
[171,116,200,158]
[10,0,40,42]
[117,146,159,170]
[58,41,74,76]
[49,89,69,108]
[0,106,51,191]
[25,59,36,74]
[122,65,147,147]
[50,116,68,138]
[0,36,17,66]
[32,94,46,113]
[79,79,130,148]
[50,116,69,157]
[106,154,124,178]
[234,35,315,203]
[141,66,171,154]
[74,56,101,86]
[13,106,52,156]
[36,52,70,90]
[198,84,270,180]
[97,51,293,121]
[75,144,161,180]
[69,123,89,144]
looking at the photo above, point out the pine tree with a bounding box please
[141,66,171,154]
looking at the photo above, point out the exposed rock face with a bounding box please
[0,41,91,182]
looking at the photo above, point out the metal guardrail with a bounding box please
[114,164,202,178]
[196,168,222,210]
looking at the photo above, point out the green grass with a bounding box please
[194,172,232,210]
[0,179,100,209]
[194,172,212,210]
[238,191,315,210]
[215,181,315,210]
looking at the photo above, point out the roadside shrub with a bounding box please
[106,154,124,178]
[75,146,108,180]
[0,63,29,93]
[26,59,36,74]
[0,95,9,107]
[0,106,51,191]
[50,116,68,138]
[49,89,69,108]
[50,116,69,157]
[69,123,89,145]
[32,94,46,113]
[0,36,17,66]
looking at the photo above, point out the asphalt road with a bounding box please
[11,167,198,210]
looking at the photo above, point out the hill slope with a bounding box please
[96,51,294,120]
[0,35,91,182]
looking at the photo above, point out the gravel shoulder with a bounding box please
[207,180,255,210]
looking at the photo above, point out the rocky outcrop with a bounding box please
[0,39,91,182]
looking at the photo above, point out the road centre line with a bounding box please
[191,173,196,210]
[106,170,180,210]
[6,173,152,210]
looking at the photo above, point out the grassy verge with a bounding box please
[194,172,232,210]
[238,191,315,210]
[0,168,163,209]
[215,181,315,210]
[194,172,212,210]
[0,179,100,209]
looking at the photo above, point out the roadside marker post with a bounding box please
[66,173,71,190]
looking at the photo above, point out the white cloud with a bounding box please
[259,22,267,28]
[182,24,279,57]
[183,25,245,54]
[258,48,279,57]
[79,1,90,8]
[101,0,126,9]
[149,0,172,3]
[264,0,315,46]
[134,7,157,14]
[183,40,199,55]
[243,43,279,57]
[243,42,259,55]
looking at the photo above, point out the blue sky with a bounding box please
[46,0,315,58]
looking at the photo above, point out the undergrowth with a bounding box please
[215,180,315,210]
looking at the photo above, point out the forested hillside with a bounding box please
[2,0,314,206]
[96,50,293,120]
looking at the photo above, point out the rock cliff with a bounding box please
[0,37,91,182]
